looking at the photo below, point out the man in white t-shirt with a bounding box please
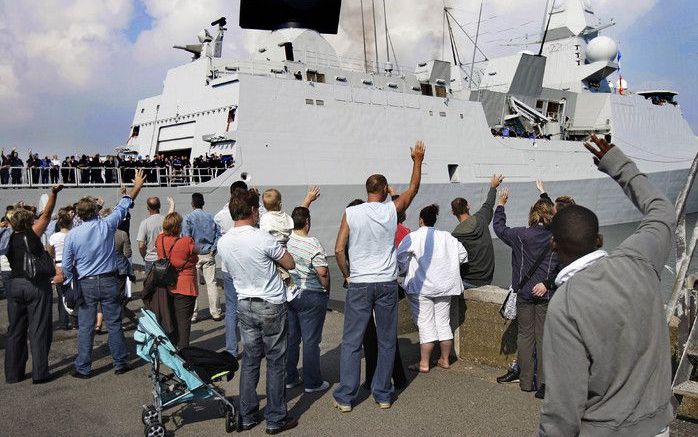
[217,188,298,434]
[214,180,249,358]
[333,141,426,411]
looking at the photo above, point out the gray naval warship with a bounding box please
[4,0,698,261]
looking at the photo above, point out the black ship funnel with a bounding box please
[239,0,342,34]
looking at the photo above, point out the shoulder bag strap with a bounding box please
[23,233,30,251]
[516,247,550,292]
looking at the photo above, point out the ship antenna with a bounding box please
[382,0,390,63]
[445,8,461,67]
[360,0,369,73]
[371,0,380,73]
[538,0,555,56]
[468,1,484,90]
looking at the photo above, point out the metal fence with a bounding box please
[0,167,228,188]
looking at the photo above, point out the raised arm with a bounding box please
[166,196,175,214]
[393,141,426,215]
[334,213,351,280]
[32,185,62,237]
[301,186,321,209]
[476,175,503,224]
[492,189,516,246]
[128,169,147,202]
[588,135,676,272]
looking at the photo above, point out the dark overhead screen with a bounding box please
[239,0,342,34]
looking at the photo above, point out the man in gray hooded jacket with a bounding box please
[539,136,675,436]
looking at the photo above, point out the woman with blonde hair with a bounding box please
[493,191,559,399]
[155,212,198,348]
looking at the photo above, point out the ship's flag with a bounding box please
[617,51,623,95]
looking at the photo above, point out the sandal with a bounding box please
[408,363,430,373]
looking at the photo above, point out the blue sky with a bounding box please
[0,0,695,157]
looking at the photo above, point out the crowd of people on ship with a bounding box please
[0,148,234,186]
[0,135,676,436]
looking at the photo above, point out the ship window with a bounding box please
[316,99,325,106]
[420,83,433,96]
[305,99,314,105]
[131,126,140,137]
[140,108,145,114]
[306,71,325,83]
[283,42,294,61]
[536,100,545,110]
[547,102,561,122]
[460,113,464,119]
[429,110,433,116]
[439,111,447,117]
[448,164,460,183]
[294,71,303,80]
[435,85,447,98]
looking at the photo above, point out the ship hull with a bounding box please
[6,165,697,265]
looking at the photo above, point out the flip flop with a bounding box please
[408,364,430,373]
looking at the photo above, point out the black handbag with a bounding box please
[22,234,55,280]
[152,237,181,287]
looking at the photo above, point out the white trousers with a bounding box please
[193,252,221,318]
[408,294,453,344]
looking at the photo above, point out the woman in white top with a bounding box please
[397,204,468,373]
[47,211,75,330]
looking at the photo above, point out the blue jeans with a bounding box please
[286,290,329,389]
[224,272,238,357]
[75,275,128,374]
[237,299,288,429]
[334,281,398,406]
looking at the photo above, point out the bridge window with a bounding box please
[307,71,326,83]
[435,85,447,98]
[420,83,433,96]
[131,126,140,137]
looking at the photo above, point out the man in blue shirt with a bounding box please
[183,192,222,322]
[63,169,146,378]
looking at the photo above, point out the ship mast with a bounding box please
[468,1,483,90]
[360,0,369,73]
[371,0,380,73]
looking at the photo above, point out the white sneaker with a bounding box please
[285,377,303,389]
[304,381,330,393]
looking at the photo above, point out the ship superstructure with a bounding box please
[3,0,693,262]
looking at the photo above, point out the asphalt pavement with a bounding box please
[0,287,696,436]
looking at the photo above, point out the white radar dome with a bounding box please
[585,36,618,62]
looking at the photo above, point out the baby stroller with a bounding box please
[135,309,240,436]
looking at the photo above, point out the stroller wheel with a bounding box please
[142,406,159,426]
[144,423,166,437]
[225,408,239,433]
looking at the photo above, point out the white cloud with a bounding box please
[0,0,666,153]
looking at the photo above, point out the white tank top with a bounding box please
[346,201,398,283]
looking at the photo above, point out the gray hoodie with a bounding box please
[539,147,676,436]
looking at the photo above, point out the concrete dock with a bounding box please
[1,288,696,436]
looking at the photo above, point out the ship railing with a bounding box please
[0,166,229,189]
[217,52,414,78]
